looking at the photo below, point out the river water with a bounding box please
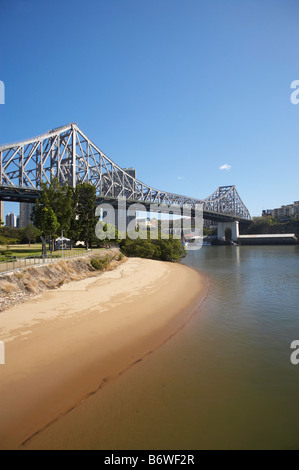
[29,245,299,450]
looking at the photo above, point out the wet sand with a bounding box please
[0,258,208,450]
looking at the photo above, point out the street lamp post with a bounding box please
[61,230,64,258]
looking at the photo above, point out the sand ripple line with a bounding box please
[20,279,210,449]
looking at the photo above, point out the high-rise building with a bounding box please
[263,201,299,219]
[6,212,16,228]
[123,168,136,179]
[101,167,137,199]
[20,203,34,228]
[123,168,136,199]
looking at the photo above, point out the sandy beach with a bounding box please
[0,258,208,450]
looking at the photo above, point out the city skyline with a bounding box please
[5,211,16,228]
[1,1,299,218]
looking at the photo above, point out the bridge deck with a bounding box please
[0,124,251,222]
[0,186,251,223]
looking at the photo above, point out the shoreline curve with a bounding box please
[0,257,209,450]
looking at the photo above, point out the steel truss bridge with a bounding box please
[0,123,251,223]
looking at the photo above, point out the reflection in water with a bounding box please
[27,245,299,450]
[235,245,240,266]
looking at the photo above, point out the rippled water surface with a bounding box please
[29,245,299,450]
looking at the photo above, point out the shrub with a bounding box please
[90,256,109,271]
[119,237,186,262]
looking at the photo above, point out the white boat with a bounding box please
[183,236,203,250]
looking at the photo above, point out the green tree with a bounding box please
[0,226,23,243]
[94,222,120,246]
[119,238,156,258]
[240,216,299,237]
[73,183,97,249]
[0,223,23,247]
[0,235,10,246]
[32,206,59,255]
[154,237,186,262]
[120,236,186,262]
[23,223,41,247]
[34,179,73,233]
[32,179,73,255]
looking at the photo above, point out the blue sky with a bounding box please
[1,0,299,218]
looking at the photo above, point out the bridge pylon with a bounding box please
[217,221,239,242]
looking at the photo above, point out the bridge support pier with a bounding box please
[217,221,239,242]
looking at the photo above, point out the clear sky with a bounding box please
[1,0,299,218]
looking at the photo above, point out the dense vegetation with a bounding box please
[119,236,186,262]
[1,180,187,262]
[0,180,113,255]
[30,180,187,261]
[32,179,102,255]
[0,224,40,247]
[240,217,299,237]
[90,256,110,271]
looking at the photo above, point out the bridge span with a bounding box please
[0,123,251,240]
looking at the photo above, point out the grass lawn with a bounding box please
[0,244,105,260]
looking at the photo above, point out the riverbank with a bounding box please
[0,257,208,450]
[0,248,120,312]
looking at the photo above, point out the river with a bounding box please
[27,245,299,450]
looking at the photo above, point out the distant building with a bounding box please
[123,168,136,179]
[263,201,299,220]
[6,212,16,228]
[16,216,20,228]
[262,209,273,217]
[203,219,217,229]
[122,168,136,199]
[293,202,299,218]
[19,202,34,228]
[101,167,137,199]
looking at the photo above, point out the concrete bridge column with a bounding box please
[217,221,239,242]
[231,221,239,242]
[217,222,226,241]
